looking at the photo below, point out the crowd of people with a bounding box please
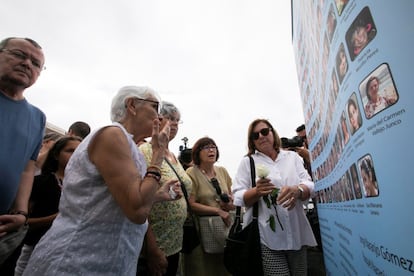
[1,36,321,275]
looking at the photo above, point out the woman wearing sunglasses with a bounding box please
[183,137,234,276]
[232,119,317,276]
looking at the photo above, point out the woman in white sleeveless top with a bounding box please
[23,86,181,276]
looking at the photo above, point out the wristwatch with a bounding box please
[297,185,304,200]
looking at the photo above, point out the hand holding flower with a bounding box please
[255,164,283,232]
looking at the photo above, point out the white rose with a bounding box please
[256,164,269,178]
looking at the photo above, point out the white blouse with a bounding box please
[232,150,317,250]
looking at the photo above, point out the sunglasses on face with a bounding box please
[251,127,272,140]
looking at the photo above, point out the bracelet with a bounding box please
[145,171,161,182]
[146,170,161,178]
[10,210,29,224]
[297,185,304,200]
[147,165,161,173]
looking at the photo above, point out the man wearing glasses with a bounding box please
[0,37,46,264]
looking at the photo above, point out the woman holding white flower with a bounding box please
[232,119,317,276]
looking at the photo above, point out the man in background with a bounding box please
[67,121,90,139]
[0,37,46,264]
[296,124,325,275]
[295,124,312,174]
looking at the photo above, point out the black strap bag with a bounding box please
[165,158,200,254]
[223,156,263,275]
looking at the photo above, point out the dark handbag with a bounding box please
[164,158,200,254]
[224,156,263,276]
[181,214,200,254]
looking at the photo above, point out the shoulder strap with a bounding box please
[164,158,193,214]
[248,155,259,219]
[235,156,259,220]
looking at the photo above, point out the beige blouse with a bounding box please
[186,165,232,208]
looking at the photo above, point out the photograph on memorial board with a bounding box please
[346,93,363,135]
[336,43,348,84]
[358,154,379,198]
[326,3,337,42]
[346,6,377,61]
[350,163,363,199]
[359,63,399,119]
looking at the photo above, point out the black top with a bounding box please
[24,173,62,246]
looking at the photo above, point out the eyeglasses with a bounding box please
[201,145,217,151]
[135,98,160,113]
[251,127,272,140]
[1,48,45,71]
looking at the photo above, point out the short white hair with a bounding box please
[110,86,160,122]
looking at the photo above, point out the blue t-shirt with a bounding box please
[0,91,45,214]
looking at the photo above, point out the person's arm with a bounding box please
[144,225,168,275]
[189,195,232,226]
[0,161,36,236]
[277,153,314,210]
[27,213,58,230]
[89,122,168,224]
[12,160,35,216]
[295,147,311,165]
[35,140,56,172]
[243,178,274,207]
[232,156,270,208]
[188,195,226,217]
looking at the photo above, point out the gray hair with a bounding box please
[110,86,160,122]
[160,101,180,118]
[0,37,42,50]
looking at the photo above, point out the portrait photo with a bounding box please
[358,154,379,197]
[326,3,337,42]
[336,43,348,84]
[359,63,399,119]
[345,6,377,61]
[346,93,362,135]
[349,163,362,199]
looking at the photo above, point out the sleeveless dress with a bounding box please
[23,123,148,276]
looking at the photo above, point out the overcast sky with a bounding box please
[2,0,305,176]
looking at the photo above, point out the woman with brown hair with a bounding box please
[232,119,317,275]
[184,137,234,276]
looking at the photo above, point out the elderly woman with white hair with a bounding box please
[23,86,181,276]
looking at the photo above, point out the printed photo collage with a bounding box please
[293,2,399,203]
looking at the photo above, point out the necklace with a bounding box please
[199,166,216,179]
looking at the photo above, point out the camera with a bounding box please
[281,136,304,148]
[220,193,230,203]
